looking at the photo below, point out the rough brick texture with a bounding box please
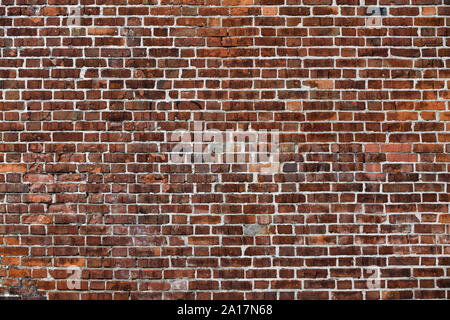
[0,0,449,300]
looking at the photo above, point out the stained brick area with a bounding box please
[0,0,449,300]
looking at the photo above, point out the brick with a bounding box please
[0,164,27,173]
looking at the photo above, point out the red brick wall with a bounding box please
[0,0,449,300]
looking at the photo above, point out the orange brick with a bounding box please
[0,164,27,173]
